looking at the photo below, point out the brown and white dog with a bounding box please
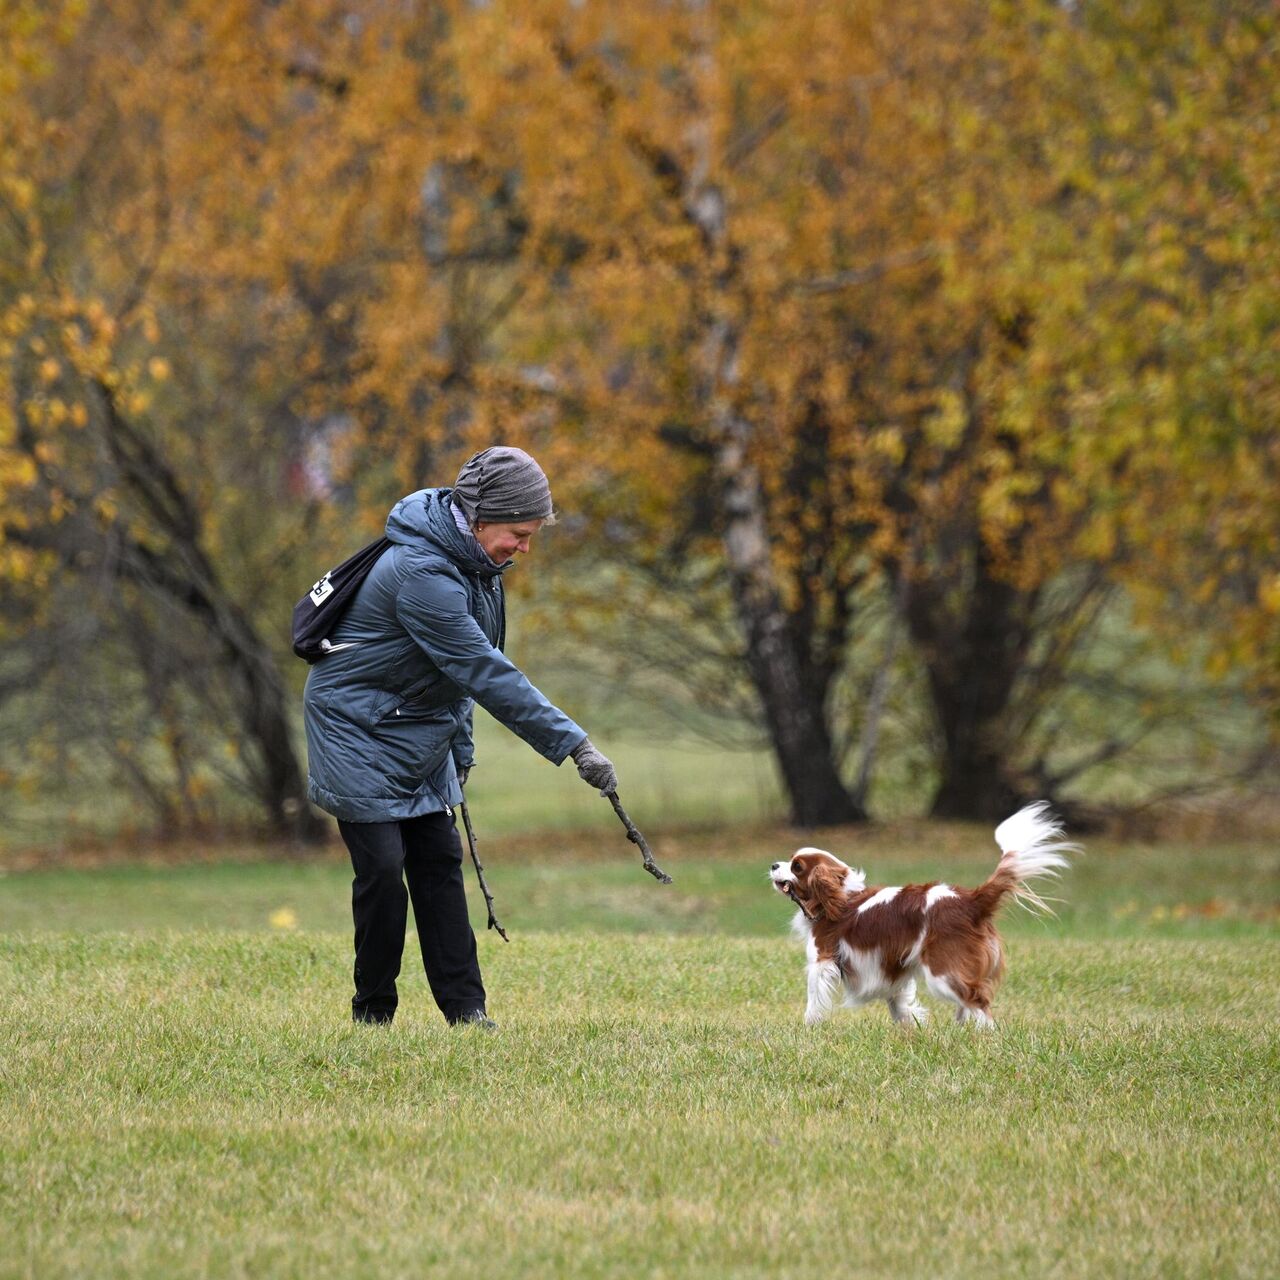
[769,803,1074,1029]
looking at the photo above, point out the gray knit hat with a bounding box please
[452,446,556,526]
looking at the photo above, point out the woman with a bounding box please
[303,446,618,1027]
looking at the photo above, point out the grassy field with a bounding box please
[0,716,787,855]
[3,821,1279,1278]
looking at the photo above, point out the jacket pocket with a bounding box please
[380,697,447,723]
[378,676,466,722]
[372,713,455,790]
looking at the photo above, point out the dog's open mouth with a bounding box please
[776,880,817,922]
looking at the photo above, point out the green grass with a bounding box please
[3,826,1279,1278]
[464,715,788,833]
[0,718,787,854]
[3,822,1276,941]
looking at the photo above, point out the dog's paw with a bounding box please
[888,994,929,1026]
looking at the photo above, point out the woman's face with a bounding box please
[473,519,544,563]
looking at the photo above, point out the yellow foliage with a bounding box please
[923,391,967,450]
[0,0,1274,710]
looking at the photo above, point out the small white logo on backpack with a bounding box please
[309,575,335,606]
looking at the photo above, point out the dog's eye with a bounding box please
[790,860,802,874]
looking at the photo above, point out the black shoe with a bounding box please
[452,1009,498,1030]
[353,1010,394,1025]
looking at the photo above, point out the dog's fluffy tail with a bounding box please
[973,802,1076,918]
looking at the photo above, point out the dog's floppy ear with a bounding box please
[804,860,852,919]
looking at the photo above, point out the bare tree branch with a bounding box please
[724,102,788,169]
[849,577,908,807]
[789,245,940,295]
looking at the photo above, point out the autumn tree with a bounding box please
[320,0,1054,823]
[1001,0,1280,727]
[2,0,1274,835]
[323,0,1246,821]
[0,3,332,840]
[388,0,1277,819]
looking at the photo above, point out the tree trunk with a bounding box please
[92,381,328,846]
[927,722,1024,821]
[718,428,867,825]
[556,21,865,825]
[741,612,867,825]
[693,165,863,823]
[216,599,328,844]
[901,546,1039,822]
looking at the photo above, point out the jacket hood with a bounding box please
[385,488,511,577]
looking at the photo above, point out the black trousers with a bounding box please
[337,811,486,1024]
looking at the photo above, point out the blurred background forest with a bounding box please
[1,0,1276,854]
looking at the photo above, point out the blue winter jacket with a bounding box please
[303,488,586,822]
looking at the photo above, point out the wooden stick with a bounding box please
[459,798,510,942]
[784,882,816,921]
[606,791,674,884]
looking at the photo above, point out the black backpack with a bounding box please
[291,536,392,663]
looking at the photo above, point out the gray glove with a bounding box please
[457,766,470,789]
[571,736,618,795]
